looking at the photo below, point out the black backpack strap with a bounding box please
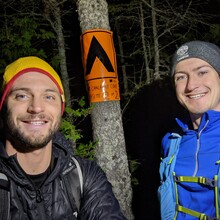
[62,157,83,217]
[71,157,83,197]
[0,173,10,220]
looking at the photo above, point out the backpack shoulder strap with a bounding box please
[167,133,182,158]
[0,173,10,220]
[159,133,182,182]
[62,156,83,215]
[166,133,182,172]
[71,157,83,195]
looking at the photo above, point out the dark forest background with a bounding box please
[1,0,220,219]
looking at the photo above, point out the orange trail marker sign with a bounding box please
[81,29,120,103]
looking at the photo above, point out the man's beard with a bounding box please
[4,110,61,153]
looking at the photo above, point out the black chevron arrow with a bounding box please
[85,36,114,76]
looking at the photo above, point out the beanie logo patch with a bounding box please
[176,45,189,61]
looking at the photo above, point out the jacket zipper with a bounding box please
[12,157,48,219]
[36,188,47,220]
[192,120,209,176]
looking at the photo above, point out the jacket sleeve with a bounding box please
[76,157,127,220]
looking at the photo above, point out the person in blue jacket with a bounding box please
[159,41,220,220]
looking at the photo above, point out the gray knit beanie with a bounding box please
[171,40,220,76]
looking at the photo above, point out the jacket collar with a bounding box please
[176,110,220,133]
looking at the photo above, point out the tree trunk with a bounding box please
[43,0,71,106]
[139,1,151,84]
[76,0,133,219]
[115,20,129,97]
[151,0,160,80]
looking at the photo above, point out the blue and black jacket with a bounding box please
[159,110,220,220]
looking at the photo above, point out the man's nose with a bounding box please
[27,97,44,113]
[185,75,199,91]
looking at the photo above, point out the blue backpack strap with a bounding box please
[158,133,182,220]
[167,133,182,157]
[159,133,182,181]
[167,133,182,175]
[0,173,10,220]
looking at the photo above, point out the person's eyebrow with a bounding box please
[8,87,30,95]
[175,65,213,74]
[8,88,59,95]
[192,65,213,72]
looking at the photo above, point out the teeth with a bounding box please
[29,121,45,125]
[189,94,205,99]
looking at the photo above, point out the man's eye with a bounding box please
[45,95,55,100]
[198,70,208,76]
[174,75,187,82]
[15,94,28,100]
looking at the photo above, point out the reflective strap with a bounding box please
[214,175,219,219]
[173,173,178,220]
[173,174,219,219]
[174,176,217,187]
[176,205,216,220]
[168,155,175,164]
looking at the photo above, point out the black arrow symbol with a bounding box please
[85,36,115,76]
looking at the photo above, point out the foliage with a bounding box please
[128,159,140,186]
[203,23,220,44]
[0,0,96,160]
[75,141,96,160]
[60,97,96,159]
[0,0,56,73]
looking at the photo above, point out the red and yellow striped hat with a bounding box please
[0,56,65,114]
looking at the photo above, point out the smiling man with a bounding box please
[0,56,126,220]
[158,41,220,220]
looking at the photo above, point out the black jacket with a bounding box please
[0,133,126,220]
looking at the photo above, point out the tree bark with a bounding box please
[115,20,129,97]
[151,0,161,80]
[76,0,133,219]
[139,1,151,84]
[43,0,71,105]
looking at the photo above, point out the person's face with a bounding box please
[174,58,220,117]
[4,72,62,153]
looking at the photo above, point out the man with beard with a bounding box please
[0,56,126,220]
